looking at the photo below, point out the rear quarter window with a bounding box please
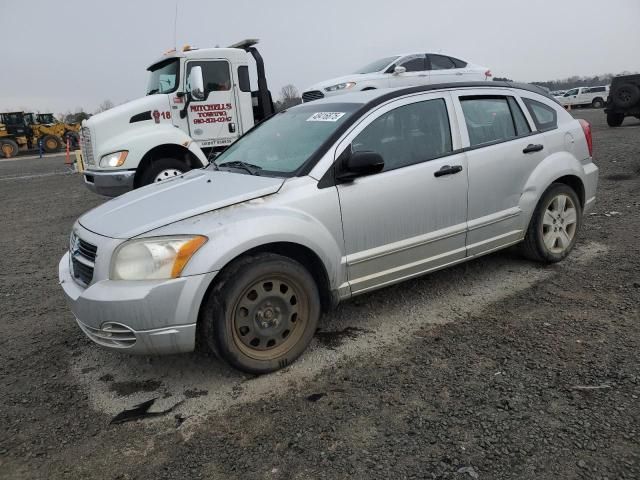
[522,98,558,131]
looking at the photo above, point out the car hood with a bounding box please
[305,72,384,92]
[79,169,285,239]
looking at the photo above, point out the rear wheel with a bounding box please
[140,157,189,186]
[606,112,624,127]
[591,98,604,108]
[65,132,80,149]
[41,134,62,153]
[0,139,19,158]
[201,253,320,374]
[521,183,582,263]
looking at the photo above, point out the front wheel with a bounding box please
[140,157,189,186]
[520,183,582,263]
[41,134,62,153]
[0,139,19,158]
[201,253,321,374]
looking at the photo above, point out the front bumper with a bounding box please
[83,169,135,197]
[58,253,218,355]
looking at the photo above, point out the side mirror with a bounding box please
[189,66,205,101]
[393,65,407,75]
[336,150,384,182]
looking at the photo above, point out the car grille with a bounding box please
[70,232,97,286]
[80,127,95,165]
[302,90,325,102]
[76,320,137,348]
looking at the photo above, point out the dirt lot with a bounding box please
[1,110,638,480]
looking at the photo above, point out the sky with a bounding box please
[0,0,638,114]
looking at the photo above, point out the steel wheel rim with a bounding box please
[1,144,13,157]
[231,274,308,361]
[542,194,577,254]
[154,169,183,182]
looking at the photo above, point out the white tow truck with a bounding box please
[80,39,274,196]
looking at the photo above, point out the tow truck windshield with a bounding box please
[146,58,180,95]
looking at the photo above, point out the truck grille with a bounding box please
[70,232,97,286]
[302,90,325,102]
[80,127,95,165]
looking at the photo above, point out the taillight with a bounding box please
[484,70,492,78]
[578,119,593,157]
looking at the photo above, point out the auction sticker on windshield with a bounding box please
[307,112,346,122]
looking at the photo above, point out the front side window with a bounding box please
[429,54,456,70]
[461,96,531,147]
[186,61,231,93]
[213,102,361,176]
[352,99,452,171]
[146,58,180,95]
[396,54,426,72]
[523,98,558,131]
[564,88,579,96]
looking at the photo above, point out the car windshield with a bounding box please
[354,56,399,74]
[147,58,180,95]
[212,103,362,176]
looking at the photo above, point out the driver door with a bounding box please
[185,60,239,149]
[389,54,429,88]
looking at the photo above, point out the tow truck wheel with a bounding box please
[140,157,190,186]
[0,139,19,158]
[41,135,62,153]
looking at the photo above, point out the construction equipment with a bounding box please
[36,113,81,147]
[1,112,64,153]
[0,122,22,158]
[0,113,30,158]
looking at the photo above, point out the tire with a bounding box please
[0,139,19,158]
[520,183,582,263]
[140,157,189,186]
[591,98,604,109]
[612,83,640,108]
[41,134,62,153]
[606,112,624,127]
[201,253,321,374]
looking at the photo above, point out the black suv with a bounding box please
[605,74,640,127]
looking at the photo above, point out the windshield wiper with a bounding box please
[147,89,159,95]
[217,160,262,175]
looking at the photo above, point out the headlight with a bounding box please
[99,151,128,167]
[111,236,207,280]
[325,82,356,92]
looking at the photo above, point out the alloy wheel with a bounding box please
[542,194,578,254]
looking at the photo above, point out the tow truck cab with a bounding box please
[80,39,274,197]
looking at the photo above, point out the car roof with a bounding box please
[307,81,557,107]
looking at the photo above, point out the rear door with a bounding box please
[452,90,545,255]
[185,60,239,150]
[428,54,463,84]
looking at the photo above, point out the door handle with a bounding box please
[455,72,464,75]
[228,122,236,133]
[434,165,463,177]
[522,144,544,154]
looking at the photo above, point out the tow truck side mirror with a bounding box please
[189,66,206,101]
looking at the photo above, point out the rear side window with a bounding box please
[522,98,558,131]
[460,96,530,147]
[238,65,251,92]
[429,54,455,70]
[588,86,606,93]
[353,99,452,171]
[449,57,468,68]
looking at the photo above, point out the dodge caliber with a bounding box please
[59,82,598,374]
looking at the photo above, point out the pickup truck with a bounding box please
[557,86,609,109]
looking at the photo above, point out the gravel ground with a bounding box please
[0,111,638,479]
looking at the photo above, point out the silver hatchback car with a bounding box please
[59,82,598,373]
